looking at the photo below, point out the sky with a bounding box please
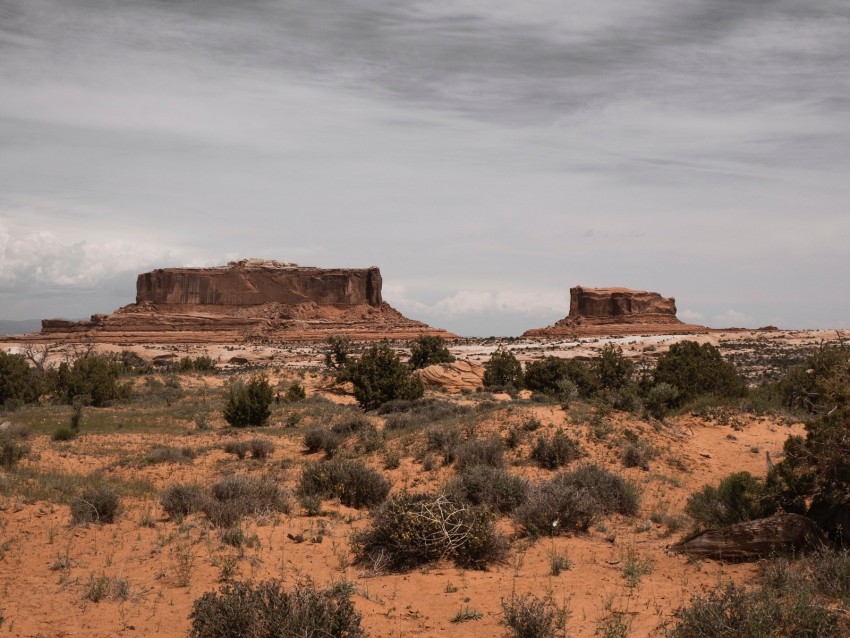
[1,0,849,336]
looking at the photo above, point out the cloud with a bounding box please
[678,309,704,321]
[0,225,177,292]
[713,309,755,327]
[385,285,568,318]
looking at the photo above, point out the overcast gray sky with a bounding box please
[1,0,848,336]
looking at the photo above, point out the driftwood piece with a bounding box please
[671,513,827,560]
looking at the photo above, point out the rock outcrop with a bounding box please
[524,286,705,337]
[33,260,454,343]
[417,361,485,394]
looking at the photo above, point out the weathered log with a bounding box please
[671,513,827,560]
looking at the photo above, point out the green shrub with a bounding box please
[524,357,570,395]
[0,351,39,406]
[455,436,505,470]
[283,383,306,403]
[501,592,569,638]
[594,344,634,392]
[653,341,747,406]
[408,335,455,370]
[444,465,528,513]
[71,487,120,524]
[686,471,767,528]
[56,354,129,407]
[565,463,640,515]
[345,344,424,411]
[644,382,679,419]
[161,483,205,519]
[354,492,507,571]
[483,348,523,388]
[530,430,582,470]
[51,426,77,441]
[303,427,343,457]
[0,431,30,469]
[223,376,274,427]
[297,459,390,508]
[189,580,363,638]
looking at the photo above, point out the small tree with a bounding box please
[346,344,424,411]
[483,348,523,388]
[593,344,634,392]
[408,336,455,370]
[524,356,569,395]
[0,351,40,406]
[224,375,274,427]
[653,341,746,406]
[56,354,128,407]
[324,335,352,371]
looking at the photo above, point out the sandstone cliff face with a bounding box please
[36,260,451,344]
[136,259,382,307]
[524,286,705,337]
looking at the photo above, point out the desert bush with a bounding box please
[356,423,384,453]
[0,431,30,469]
[71,487,120,524]
[354,492,507,571]
[426,425,462,464]
[514,464,639,537]
[408,335,455,370]
[665,580,844,638]
[176,355,216,372]
[530,430,582,470]
[566,463,640,515]
[686,471,766,528]
[145,445,195,464]
[376,397,469,420]
[513,477,599,536]
[619,430,656,469]
[203,475,290,527]
[344,344,424,411]
[501,592,569,638]
[483,348,523,388]
[248,437,274,459]
[804,547,850,602]
[56,354,129,407]
[444,465,528,513]
[161,483,205,519]
[51,426,77,441]
[0,351,39,406]
[653,341,747,406]
[331,413,371,435]
[778,344,850,414]
[223,440,250,459]
[223,376,274,427]
[644,382,679,419]
[297,459,390,508]
[189,579,363,638]
[283,383,306,403]
[454,436,505,470]
[382,413,416,431]
[303,427,343,457]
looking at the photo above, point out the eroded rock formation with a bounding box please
[33,260,453,343]
[524,286,705,337]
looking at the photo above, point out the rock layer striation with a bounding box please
[524,286,705,337]
[34,260,453,343]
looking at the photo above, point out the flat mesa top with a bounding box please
[147,260,378,273]
[574,286,655,294]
